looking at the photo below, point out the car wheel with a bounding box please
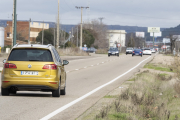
[1,87,9,96]
[52,81,61,97]
[132,55,133,57]
[61,82,66,95]
[141,55,142,57]
[108,55,110,57]
[10,90,17,94]
[117,54,119,57]
[126,53,127,55]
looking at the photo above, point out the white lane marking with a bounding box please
[102,62,104,63]
[75,69,79,71]
[40,56,151,120]
[91,65,94,67]
[69,57,100,62]
[84,67,87,68]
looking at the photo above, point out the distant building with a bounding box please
[4,21,49,46]
[107,30,126,48]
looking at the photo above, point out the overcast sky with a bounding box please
[1,0,180,28]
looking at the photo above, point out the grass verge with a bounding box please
[144,63,173,72]
[95,71,180,120]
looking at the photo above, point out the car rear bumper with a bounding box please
[1,76,59,90]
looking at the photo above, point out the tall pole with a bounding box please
[42,21,44,45]
[75,6,89,50]
[54,23,56,46]
[57,0,60,49]
[77,26,78,47]
[28,18,31,44]
[12,0,17,46]
[153,32,154,48]
[80,7,83,50]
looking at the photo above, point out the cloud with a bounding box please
[0,0,180,27]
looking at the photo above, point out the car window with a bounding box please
[144,49,150,50]
[110,48,118,51]
[8,49,53,62]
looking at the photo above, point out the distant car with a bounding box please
[108,48,119,57]
[143,48,152,55]
[86,47,97,53]
[132,49,143,57]
[151,48,156,53]
[126,48,133,55]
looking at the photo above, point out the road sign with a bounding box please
[163,38,170,43]
[148,27,160,33]
[117,43,121,47]
[150,32,162,37]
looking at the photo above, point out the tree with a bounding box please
[36,29,54,45]
[170,35,178,53]
[82,29,95,48]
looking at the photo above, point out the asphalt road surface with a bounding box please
[0,54,154,120]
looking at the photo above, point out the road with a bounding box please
[0,54,154,120]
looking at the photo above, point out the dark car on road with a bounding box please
[132,49,143,57]
[108,48,119,57]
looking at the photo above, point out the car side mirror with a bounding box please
[63,60,69,66]
[2,59,6,64]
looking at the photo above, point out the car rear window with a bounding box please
[144,49,150,50]
[127,48,133,50]
[8,49,53,62]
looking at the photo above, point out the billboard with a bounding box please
[163,38,170,43]
[148,27,160,33]
[150,32,162,37]
[136,32,145,38]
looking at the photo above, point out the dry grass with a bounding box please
[95,71,180,120]
[95,49,108,54]
[56,48,89,56]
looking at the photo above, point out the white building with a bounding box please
[107,30,126,48]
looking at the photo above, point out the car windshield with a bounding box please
[127,48,133,50]
[8,49,53,62]
[110,48,118,51]
[134,49,141,52]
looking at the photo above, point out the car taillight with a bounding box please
[133,52,135,53]
[43,64,57,70]
[143,50,145,51]
[4,63,17,68]
[140,52,142,53]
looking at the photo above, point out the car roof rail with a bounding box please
[47,44,52,48]
[14,43,19,48]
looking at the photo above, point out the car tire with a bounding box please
[108,55,110,57]
[10,90,17,94]
[52,81,61,97]
[61,81,66,95]
[117,54,119,57]
[141,55,142,57]
[132,55,133,57]
[1,87,9,96]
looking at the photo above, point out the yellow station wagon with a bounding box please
[1,44,69,97]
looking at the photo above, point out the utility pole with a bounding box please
[75,6,89,50]
[42,21,44,45]
[57,0,60,49]
[72,27,74,43]
[153,32,154,48]
[12,0,17,47]
[98,17,104,24]
[77,26,78,47]
[28,18,31,44]
[54,23,56,46]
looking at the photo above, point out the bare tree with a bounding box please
[170,34,178,53]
